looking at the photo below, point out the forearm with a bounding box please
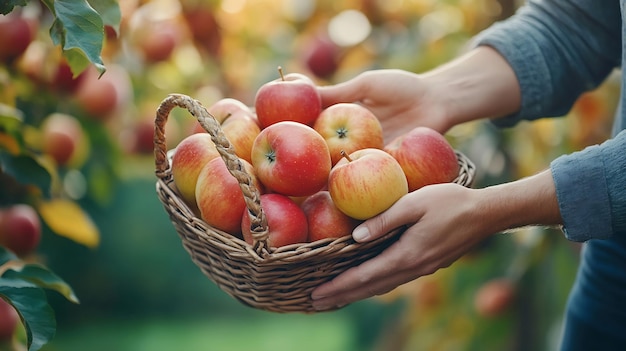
[420,46,521,131]
[476,169,563,234]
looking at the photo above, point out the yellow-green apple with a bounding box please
[171,133,220,207]
[0,204,41,256]
[251,121,331,197]
[241,193,308,248]
[0,298,19,341]
[329,148,408,220]
[192,99,260,163]
[301,190,362,242]
[384,126,459,192]
[254,67,322,128]
[41,113,84,166]
[314,103,384,165]
[196,157,262,237]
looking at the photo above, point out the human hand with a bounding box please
[317,69,453,143]
[311,183,491,311]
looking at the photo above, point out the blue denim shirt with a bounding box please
[474,0,625,242]
[472,0,626,347]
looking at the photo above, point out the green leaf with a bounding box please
[88,0,121,34]
[42,0,106,77]
[2,264,79,304]
[0,103,24,132]
[0,0,27,15]
[0,151,52,197]
[0,247,18,266]
[0,286,56,351]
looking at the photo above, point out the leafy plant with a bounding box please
[0,0,119,350]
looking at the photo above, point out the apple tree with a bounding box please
[0,0,120,350]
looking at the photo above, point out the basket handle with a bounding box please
[154,93,271,255]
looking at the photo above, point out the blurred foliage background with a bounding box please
[0,0,620,350]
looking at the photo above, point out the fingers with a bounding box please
[317,71,379,108]
[311,238,418,310]
[353,194,419,243]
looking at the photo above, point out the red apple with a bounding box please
[171,133,220,207]
[192,98,260,163]
[0,13,35,62]
[474,278,516,318]
[0,298,19,341]
[205,98,253,125]
[221,114,261,163]
[50,58,86,93]
[251,121,331,197]
[74,64,132,121]
[196,157,262,237]
[183,4,222,58]
[241,193,308,248]
[301,191,362,242]
[329,149,408,220]
[302,34,340,79]
[254,67,322,128]
[0,204,41,256]
[138,22,181,63]
[41,113,83,166]
[384,127,459,192]
[314,103,384,165]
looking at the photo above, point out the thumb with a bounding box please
[317,77,367,108]
[352,197,416,243]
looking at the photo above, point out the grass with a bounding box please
[43,313,356,351]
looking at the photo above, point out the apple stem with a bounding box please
[278,66,285,81]
[340,150,353,162]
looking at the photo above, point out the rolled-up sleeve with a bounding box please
[550,130,626,241]
[471,0,621,126]
[471,0,625,241]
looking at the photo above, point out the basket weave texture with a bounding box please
[154,93,476,313]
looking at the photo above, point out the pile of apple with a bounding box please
[170,68,460,249]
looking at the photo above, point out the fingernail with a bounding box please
[353,226,370,241]
[311,292,324,300]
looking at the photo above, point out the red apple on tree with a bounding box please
[0,204,41,256]
[182,3,222,58]
[474,278,516,318]
[301,190,362,242]
[171,133,220,207]
[302,34,341,79]
[329,149,408,220]
[0,12,36,62]
[41,113,84,166]
[314,103,384,165]
[254,67,322,128]
[74,64,132,121]
[384,126,459,192]
[241,193,308,248]
[0,298,19,341]
[196,157,262,237]
[251,121,331,197]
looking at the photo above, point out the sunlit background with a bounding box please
[1,0,620,350]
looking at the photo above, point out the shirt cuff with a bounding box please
[550,145,613,241]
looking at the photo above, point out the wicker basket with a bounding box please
[154,93,476,313]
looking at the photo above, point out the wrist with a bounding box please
[477,170,563,233]
[420,46,521,130]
